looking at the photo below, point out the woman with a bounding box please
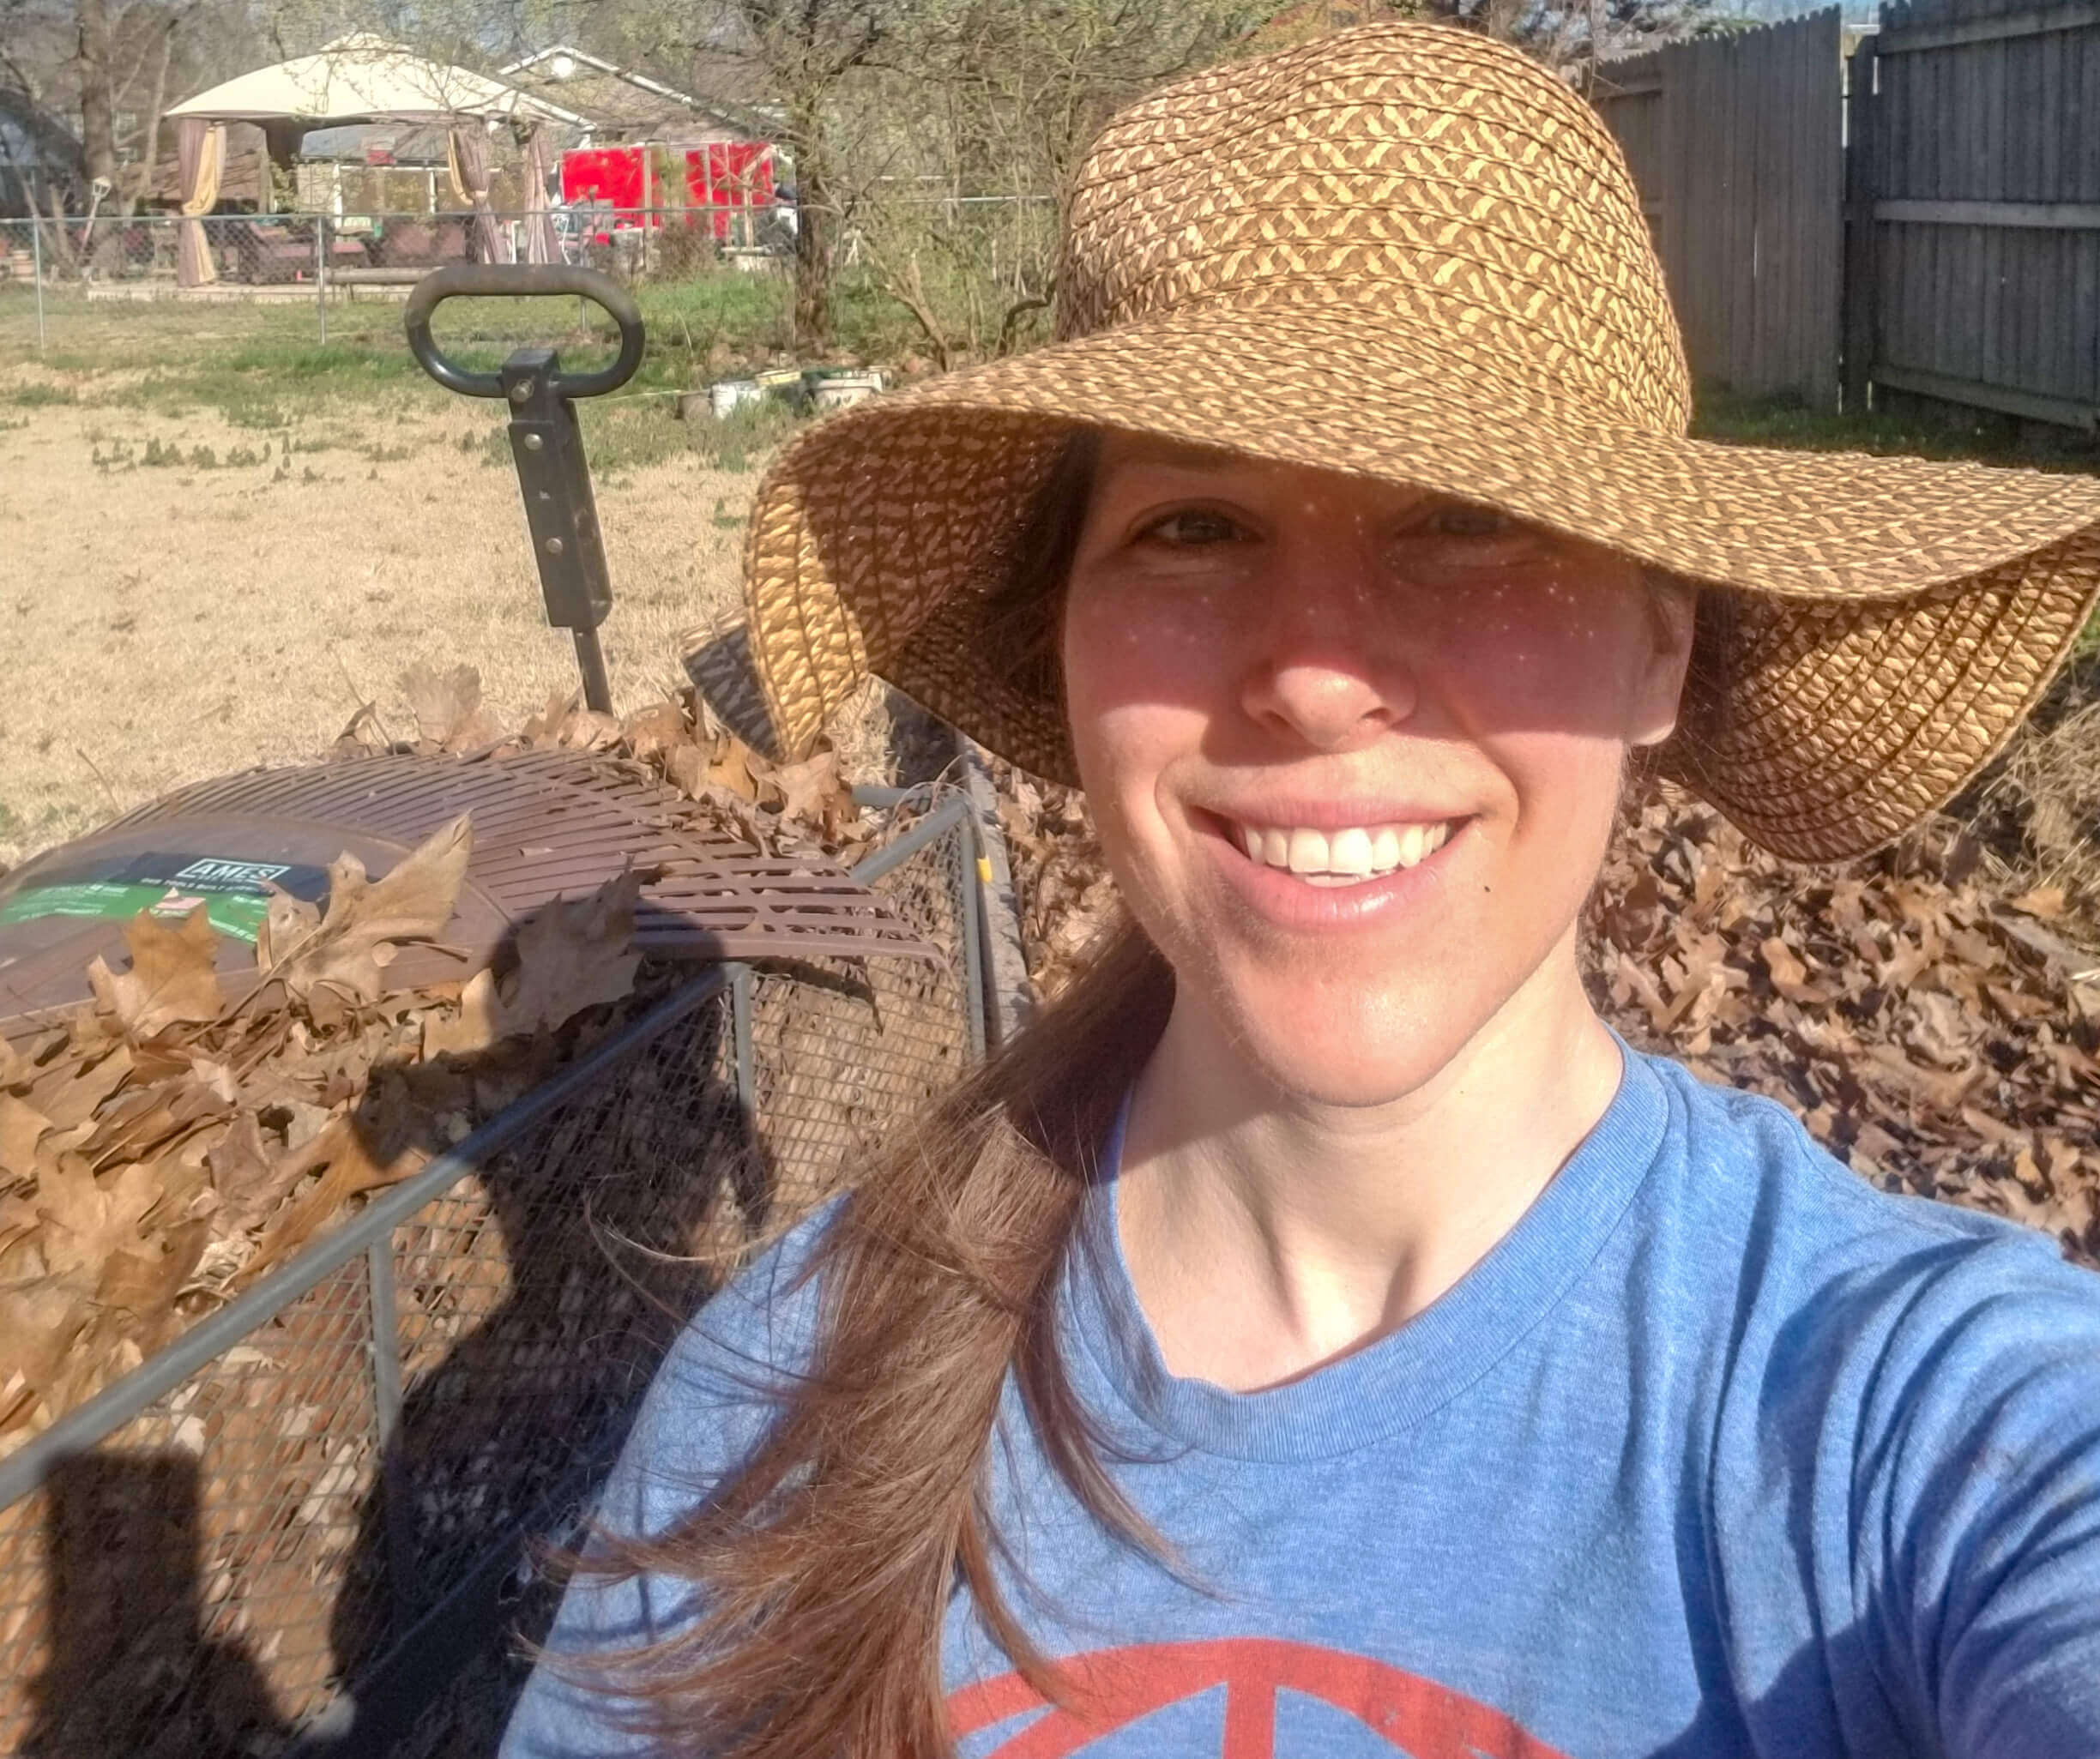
[505,23,2100,1758]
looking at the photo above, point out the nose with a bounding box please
[1238,542,1418,752]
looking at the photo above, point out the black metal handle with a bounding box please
[403,265,645,400]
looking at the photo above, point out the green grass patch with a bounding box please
[3,382,77,406]
[1692,389,2100,473]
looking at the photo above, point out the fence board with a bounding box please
[1594,9,1844,407]
[1599,0,2091,425]
[1861,0,2100,425]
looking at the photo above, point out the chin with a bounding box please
[1209,962,1488,1110]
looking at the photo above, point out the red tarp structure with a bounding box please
[560,143,775,239]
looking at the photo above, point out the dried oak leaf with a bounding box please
[522,689,580,744]
[422,870,641,1057]
[81,1089,191,1173]
[86,906,224,1042]
[401,661,501,751]
[239,1116,429,1284]
[32,1156,161,1284]
[98,1217,208,1329]
[623,700,690,762]
[207,1111,296,1236]
[259,813,473,1012]
[0,1094,52,1184]
[2006,885,2068,921]
[0,1274,94,1417]
[712,740,763,803]
[770,750,841,823]
[558,709,625,752]
[256,887,322,971]
[1759,936,1826,1006]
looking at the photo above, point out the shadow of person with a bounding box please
[27,1450,292,1759]
[315,919,755,1756]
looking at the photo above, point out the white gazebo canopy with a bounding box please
[169,33,584,126]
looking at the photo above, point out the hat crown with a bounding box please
[1057,23,1693,436]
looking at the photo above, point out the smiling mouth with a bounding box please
[1221,817,1460,887]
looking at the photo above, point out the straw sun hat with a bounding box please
[733,21,2100,862]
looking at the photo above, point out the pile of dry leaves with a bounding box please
[1592,796,2099,1262]
[0,815,653,1455]
[994,766,2100,1268]
[351,661,876,858]
[0,664,885,1458]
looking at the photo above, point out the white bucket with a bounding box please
[709,379,764,419]
[811,370,884,412]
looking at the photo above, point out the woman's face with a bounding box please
[1061,436,1696,1107]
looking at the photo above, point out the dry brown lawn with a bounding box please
[0,393,754,870]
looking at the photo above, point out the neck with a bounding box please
[1116,930,1623,1392]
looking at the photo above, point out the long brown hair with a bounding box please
[577,923,1174,1756]
[571,436,1168,1757]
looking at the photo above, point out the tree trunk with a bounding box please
[789,96,834,352]
[43,184,79,271]
[130,15,176,209]
[794,174,833,351]
[75,0,119,189]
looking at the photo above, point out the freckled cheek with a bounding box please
[1432,605,1640,725]
[1063,590,1236,720]
[1065,596,1224,869]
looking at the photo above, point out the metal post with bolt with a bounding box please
[316,214,329,346]
[403,266,644,717]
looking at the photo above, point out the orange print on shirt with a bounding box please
[949,1637,1573,1758]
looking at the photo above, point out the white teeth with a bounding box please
[1327,827,1374,876]
[1229,817,1458,883]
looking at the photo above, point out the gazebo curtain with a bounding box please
[447,122,509,264]
[521,124,562,266]
[176,118,223,286]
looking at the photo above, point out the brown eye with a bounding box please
[1428,501,1517,539]
[1141,509,1246,547]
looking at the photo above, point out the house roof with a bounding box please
[502,46,776,141]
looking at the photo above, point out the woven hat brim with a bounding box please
[743,302,2100,862]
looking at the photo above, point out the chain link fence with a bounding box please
[0,788,1003,1758]
[0,197,1058,364]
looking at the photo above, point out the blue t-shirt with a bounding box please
[503,1048,2100,1757]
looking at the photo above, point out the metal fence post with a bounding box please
[954,818,988,1062]
[728,961,754,1117]
[1841,36,1880,415]
[30,219,45,353]
[316,214,329,346]
[366,1236,418,1643]
[959,742,1031,1047]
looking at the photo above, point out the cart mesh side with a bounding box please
[0,794,990,1757]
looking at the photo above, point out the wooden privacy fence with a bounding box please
[1847,0,2100,431]
[1595,11,1845,410]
